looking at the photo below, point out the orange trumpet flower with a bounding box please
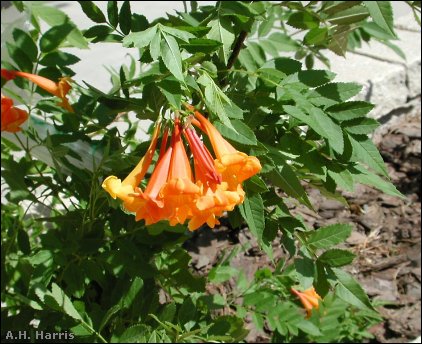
[159,121,202,226]
[184,127,242,230]
[291,287,322,318]
[133,144,174,225]
[1,69,73,112]
[102,123,161,215]
[193,111,262,190]
[1,94,28,132]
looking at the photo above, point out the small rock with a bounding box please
[195,255,210,270]
[319,199,344,210]
[405,140,421,156]
[379,194,402,207]
[395,125,421,139]
[346,231,367,245]
[359,204,384,230]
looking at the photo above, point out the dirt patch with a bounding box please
[184,111,421,343]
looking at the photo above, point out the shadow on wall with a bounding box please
[1,1,12,9]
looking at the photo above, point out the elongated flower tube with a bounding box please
[193,111,262,190]
[102,123,161,214]
[133,144,174,224]
[1,69,73,112]
[184,127,242,230]
[159,122,202,226]
[1,94,28,132]
[291,287,322,318]
[184,127,222,186]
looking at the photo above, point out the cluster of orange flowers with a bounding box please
[1,69,73,134]
[102,109,262,230]
[291,287,322,318]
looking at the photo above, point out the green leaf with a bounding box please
[244,175,269,194]
[178,297,197,329]
[12,1,24,11]
[328,25,352,56]
[343,117,379,134]
[159,302,176,323]
[119,1,132,35]
[122,26,157,48]
[296,320,323,336]
[78,1,106,23]
[315,261,330,297]
[322,1,362,15]
[131,14,149,33]
[266,163,314,210]
[326,101,374,121]
[361,21,395,40]
[159,25,195,43]
[50,283,84,321]
[308,82,362,107]
[347,133,388,177]
[296,69,336,87]
[119,324,149,343]
[327,166,355,192]
[307,224,352,249]
[331,267,375,310]
[381,40,406,60]
[84,25,113,38]
[12,28,38,62]
[364,1,396,38]
[120,277,144,309]
[350,164,404,198]
[287,11,319,29]
[180,38,222,54]
[209,265,238,284]
[150,31,161,60]
[208,315,248,342]
[197,72,238,131]
[305,54,314,69]
[239,43,266,71]
[207,18,235,65]
[30,4,89,49]
[295,255,315,289]
[304,27,328,45]
[214,120,257,146]
[160,33,184,81]
[239,194,265,246]
[262,57,302,75]
[327,6,369,25]
[39,52,80,66]
[261,32,300,54]
[318,249,356,267]
[6,43,33,72]
[283,105,344,154]
[17,229,31,255]
[40,23,74,52]
[157,79,182,108]
[258,12,275,37]
[107,1,119,28]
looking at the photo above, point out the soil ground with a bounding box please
[184,110,421,343]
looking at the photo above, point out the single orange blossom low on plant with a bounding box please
[291,287,322,318]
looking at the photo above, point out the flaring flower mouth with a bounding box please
[1,94,29,133]
[192,110,262,188]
